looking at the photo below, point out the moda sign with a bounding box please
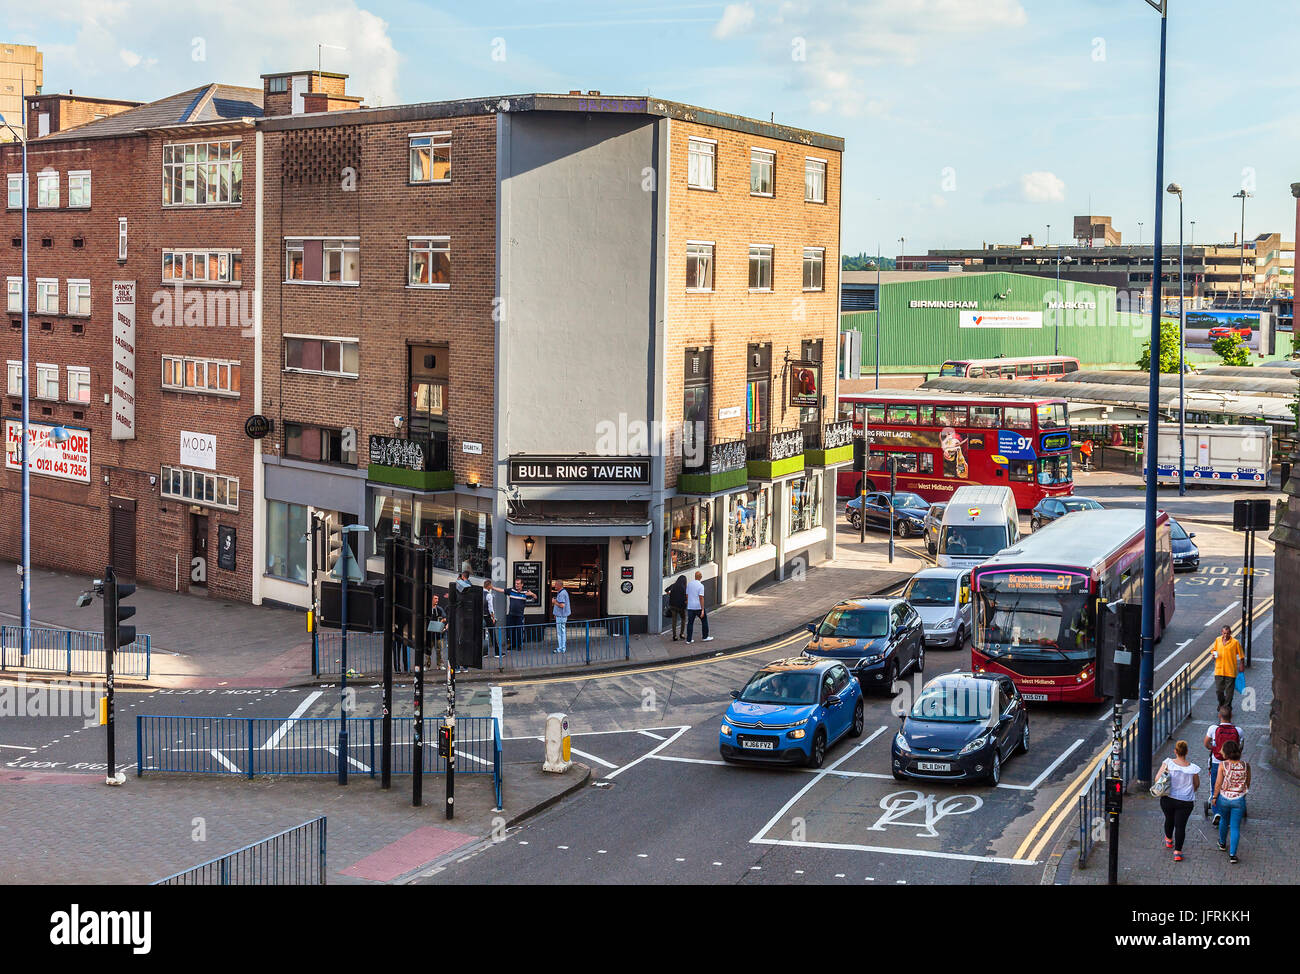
[508,456,651,485]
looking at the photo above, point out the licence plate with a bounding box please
[1022,693,1048,702]
[741,739,775,750]
[917,761,950,772]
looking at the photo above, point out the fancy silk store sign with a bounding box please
[5,421,91,483]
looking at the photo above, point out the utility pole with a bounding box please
[1233,189,1252,301]
[101,566,134,787]
[1105,702,1124,886]
[874,248,882,389]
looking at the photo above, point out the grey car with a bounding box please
[923,503,947,555]
[901,567,972,649]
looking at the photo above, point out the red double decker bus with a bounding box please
[836,390,1074,509]
[971,508,1175,703]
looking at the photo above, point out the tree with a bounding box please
[1211,334,1252,367]
[1137,319,1182,373]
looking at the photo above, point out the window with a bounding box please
[686,242,714,291]
[664,496,713,576]
[687,138,715,190]
[68,171,91,207]
[118,218,127,260]
[1003,406,1032,430]
[6,360,21,395]
[1009,459,1036,482]
[409,133,451,183]
[267,76,289,94]
[746,343,770,433]
[36,171,58,208]
[805,157,826,203]
[6,174,22,209]
[162,250,242,284]
[265,501,309,582]
[66,367,90,404]
[35,279,58,314]
[932,405,967,428]
[65,280,91,316]
[5,277,18,313]
[750,148,774,196]
[414,502,456,569]
[748,245,773,291]
[878,451,934,474]
[802,248,825,291]
[683,348,711,469]
[161,355,241,395]
[886,405,918,425]
[457,508,493,579]
[408,237,450,287]
[35,364,59,400]
[161,464,240,511]
[970,405,1000,428]
[729,488,771,555]
[284,238,359,284]
[163,140,242,205]
[284,422,357,465]
[284,336,359,377]
[788,475,822,534]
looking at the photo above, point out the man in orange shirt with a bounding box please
[1212,625,1246,708]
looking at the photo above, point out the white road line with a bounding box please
[1204,605,1234,628]
[753,836,1038,866]
[502,724,688,742]
[489,685,503,728]
[456,749,492,768]
[638,730,667,741]
[651,754,727,766]
[1024,737,1084,791]
[750,726,887,843]
[0,743,37,750]
[260,690,323,750]
[605,725,692,780]
[566,746,618,770]
[208,748,240,773]
[324,746,370,772]
[1156,640,1193,673]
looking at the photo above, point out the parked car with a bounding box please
[901,567,972,649]
[891,672,1029,785]
[1170,517,1200,572]
[923,502,947,554]
[1029,495,1103,531]
[846,491,929,538]
[802,597,925,693]
[1208,325,1252,340]
[719,657,865,768]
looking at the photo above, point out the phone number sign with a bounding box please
[4,420,92,483]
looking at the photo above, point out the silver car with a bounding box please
[923,503,947,555]
[901,567,972,649]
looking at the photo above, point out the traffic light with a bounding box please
[326,521,343,577]
[1104,775,1124,814]
[1098,601,1141,700]
[102,566,136,651]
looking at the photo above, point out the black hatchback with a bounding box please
[1029,495,1103,531]
[802,597,925,694]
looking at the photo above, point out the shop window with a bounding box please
[457,508,493,578]
[415,502,456,571]
[664,497,713,576]
[728,488,770,555]
[788,475,822,535]
[265,501,309,582]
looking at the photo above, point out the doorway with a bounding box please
[191,513,209,589]
[545,542,606,620]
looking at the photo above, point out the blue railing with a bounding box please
[1077,663,1193,867]
[0,626,151,679]
[137,714,502,802]
[314,616,631,676]
[153,816,326,885]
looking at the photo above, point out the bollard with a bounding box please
[542,712,572,773]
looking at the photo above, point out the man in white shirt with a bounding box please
[685,570,713,644]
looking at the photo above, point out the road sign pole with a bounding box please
[381,537,394,789]
[888,458,897,563]
[1246,528,1256,668]
[104,566,116,785]
[1107,701,1123,886]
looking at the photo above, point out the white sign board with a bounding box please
[959,310,1043,329]
[111,281,137,440]
[462,440,483,455]
[180,430,217,470]
[5,420,91,483]
[718,406,743,420]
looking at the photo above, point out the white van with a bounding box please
[936,486,1020,569]
[1152,423,1272,488]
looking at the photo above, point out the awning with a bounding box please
[505,518,653,538]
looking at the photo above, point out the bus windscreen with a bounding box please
[974,572,1093,662]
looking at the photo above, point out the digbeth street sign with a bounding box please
[508,455,651,486]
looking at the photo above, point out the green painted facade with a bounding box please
[841,272,1293,374]
[366,464,455,492]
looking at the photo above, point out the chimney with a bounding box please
[261,70,362,117]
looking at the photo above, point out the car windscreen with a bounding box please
[1061,499,1099,513]
[1170,521,1188,541]
[939,363,966,376]
[902,577,956,606]
[816,606,889,639]
[940,524,1009,557]
[893,494,929,510]
[910,681,994,722]
[738,670,820,706]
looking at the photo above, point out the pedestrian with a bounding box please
[1203,704,1242,822]
[551,579,571,653]
[482,579,502,658]
[427,594,446,667]
[664,575,687,641]
[1080,437,1094,471]
[1211,739,1251,864]
[1211,625,1245,709]
[1155,740,1200,862]
[504,577,535,654]
[450,563,474,673]
[685,570,713,644]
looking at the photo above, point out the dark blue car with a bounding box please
[803,597,925,693]
[720,657,864,768]
[846,491,929,538]
[1170,517,1199,572]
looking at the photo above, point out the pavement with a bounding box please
[0,518,918,689]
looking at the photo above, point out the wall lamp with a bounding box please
[524,536,535,559]
[622,537,634,560]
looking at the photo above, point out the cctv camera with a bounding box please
[76,591,94,608]
[393,416,404,429]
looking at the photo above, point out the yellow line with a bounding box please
[1013,595,1274,862]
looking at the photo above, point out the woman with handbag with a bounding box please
[1211,739,1250,864]
[1153,740,1201,862]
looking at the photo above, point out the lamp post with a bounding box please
[2,94,30,661]
[870,250,882,389]
[1054,249,1073,355]
[1168,182,1186,495]
[1232,189,1252,301]
[335,523,369,784]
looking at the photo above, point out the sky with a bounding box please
[5,0,1299,258]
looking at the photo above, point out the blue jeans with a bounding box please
[555,617,568,651]
[1217,795,1246,855]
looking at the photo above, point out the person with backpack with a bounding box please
[664,576,688,641]
[1210,625,1246,709]
[1154,740,1200,862]
[1203,704,1242,823]
[1211,739,1251,864]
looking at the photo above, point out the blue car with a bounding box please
[1170,517,1199,572]
[719,657,865,768]
[845,491,929,538]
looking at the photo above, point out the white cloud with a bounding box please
[714,3,757,39]
[119,49,142,69]
[1019,170,1066,203]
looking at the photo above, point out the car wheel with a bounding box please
[914,642,925,674]
[1031,517,1040,532]
[897,520,912,538]
[892,769,907,781]
[806,729,827,769]
[1018,721,1030,755]
[927,539,936,555]
[988,750,1001,786]
[956,626,966,650]
[1157,604,1167,643]
[884,660,899,696]
[848,699,865,738]
[719,750,734,764]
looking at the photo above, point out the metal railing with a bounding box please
[137,714,503,802]
[154,816,326,885]
[0,626,151,679]
[1077,663,1193,867]
[314,616,631,676]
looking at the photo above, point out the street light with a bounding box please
[1232,189,1252,301]
[1054,249,1074,355]
[334,523,369,784]
[869,248,882,389]
[1167,182,1186,495]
